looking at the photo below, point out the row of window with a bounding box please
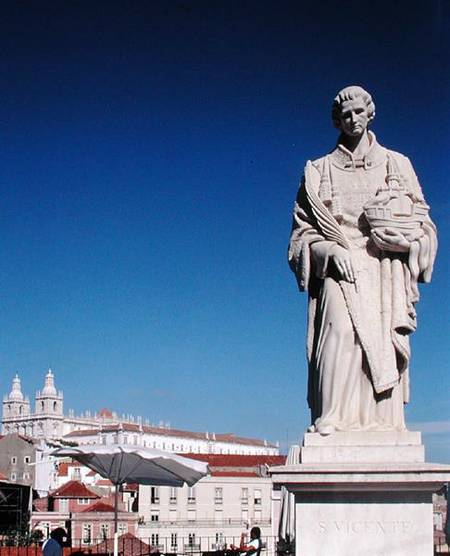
[147,508,262,523]
[10,455,31,464]
[55,499,91,513]
[149,533,232,549]
[80,527,209,548]
[4,421,60,436]
[149,487,262,505]
[97,434,273,455]
[81,523,127,544]
[5,400,60,414]
[10,472,30,481]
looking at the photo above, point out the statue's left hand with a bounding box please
[371,227,411,252]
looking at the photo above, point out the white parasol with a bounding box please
[52,445,209,555]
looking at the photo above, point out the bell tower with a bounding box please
[2,375,30,434]
[35,369,64,438]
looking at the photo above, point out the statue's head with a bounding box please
[332,86,375,137]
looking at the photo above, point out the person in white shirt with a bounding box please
[231,527,262,556]
[42,527,66,556]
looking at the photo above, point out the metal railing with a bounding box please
[0,535,278,555]
[138,518,272,528]
[0,535,448,555]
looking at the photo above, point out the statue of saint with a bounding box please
[288,86,437,435]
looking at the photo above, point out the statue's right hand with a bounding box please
[330,245,355,283]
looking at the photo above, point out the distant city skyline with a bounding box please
[0,1,448,462]
[1,370,280,453]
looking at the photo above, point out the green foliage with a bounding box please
[1,523,43,546]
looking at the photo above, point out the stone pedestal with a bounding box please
[271,432,450,556]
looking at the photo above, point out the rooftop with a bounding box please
[64,424,277,447]
[50,480,100,499]
[82,500,115,513]
[181,453,286,466]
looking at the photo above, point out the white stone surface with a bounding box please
[272,457,450,556]
[295,491,433,556]
[303,430,422,446]
[300,444,424,464]
[300,430,425,463]
[271,461,450,487]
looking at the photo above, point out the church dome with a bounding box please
[41,368,57,396]
[9,374,24,401]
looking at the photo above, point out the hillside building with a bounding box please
[2,371,279,456]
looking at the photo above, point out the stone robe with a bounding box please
[289,133,437,432]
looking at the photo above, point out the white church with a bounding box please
[2,370,279,456]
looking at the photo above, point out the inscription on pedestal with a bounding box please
[317,519,412,535]
[296,493,433,556]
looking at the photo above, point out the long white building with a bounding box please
[2,371,279,456]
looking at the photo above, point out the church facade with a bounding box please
[2,370,64,439]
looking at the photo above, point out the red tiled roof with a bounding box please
[94,533,153,556]
[82,501,115,513]
[63,425,277,448]
[0,470,7,481]
[51,480,99,499]
[98,408,113,418]
[180,454,286,467]
[211,471,259,477]
[122,483,138,492]
[57,462,69,476]
[57,461,85,477]
[95,478,113,486]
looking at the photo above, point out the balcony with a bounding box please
[139,517,271,528]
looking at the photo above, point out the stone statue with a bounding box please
[288,86,437,435]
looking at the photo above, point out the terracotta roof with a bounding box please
[95,478,113,486]
[0,470,7,480]
[94,533,154,556]
[51,480,99,499]
[122,483,138,492]
[82,501,115,513]
[211,471,259,477]
[57,460,88,477]
[63,425,277,448]
[98,408,113,418]
[57,462,69,476]
[180,454,286,467]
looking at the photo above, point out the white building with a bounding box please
[63,424,278,456]
[137,454,285,554]
[2,371,279,456]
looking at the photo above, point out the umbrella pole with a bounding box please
[114,483,119,556]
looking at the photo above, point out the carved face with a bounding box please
[337,97,370,137]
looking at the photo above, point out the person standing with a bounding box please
[42,528,66,556]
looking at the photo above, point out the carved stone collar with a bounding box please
[329,131,386,171]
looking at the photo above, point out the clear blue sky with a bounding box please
[0,1,448,461]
